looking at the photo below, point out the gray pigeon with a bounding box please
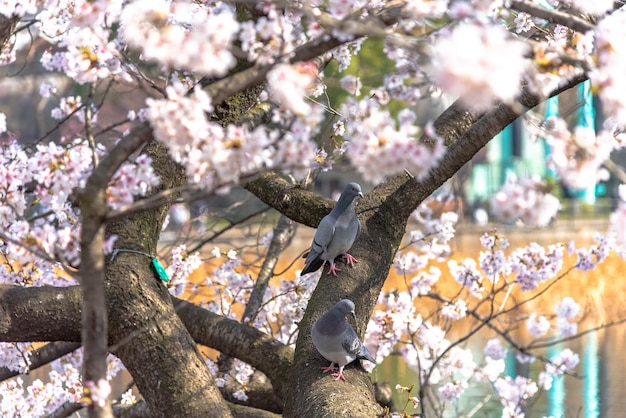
[301,183,363,276]
[311,299,376,381]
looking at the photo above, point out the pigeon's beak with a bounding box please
[358,192,364,199]
[350,310,356,321]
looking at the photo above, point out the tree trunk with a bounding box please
[104,140,232,417]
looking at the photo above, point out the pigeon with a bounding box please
[311,299,376,381]
[301,182,363,276]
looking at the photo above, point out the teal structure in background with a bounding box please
[466,80,604,209]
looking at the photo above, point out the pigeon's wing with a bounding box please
[357,344,376,364]
[301,216,336,274]
[341,325,376,365]
[341,325,363,358]
[310,215,336,257]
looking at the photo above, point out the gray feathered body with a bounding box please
[311,300,375,369]
[301,183,362,275]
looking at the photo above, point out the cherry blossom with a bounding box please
[513,12,534,34]
[165,245,202,296]
[489,174,560,227]
[590,9,626,126]
[494,376,538,418]
[555,297,581,319]
[120,0,239,76]
[438,381,467,403]
[448,258,484,297]
[83,379,111,408]
[0,343,32,374]
[526,313,550,338]
[267,62,320,116]
[569,0,614,16]
[239,8,301,64]
[432,22,530,111]
[509,242,564,291]
[441,299,467,320]
[403,0,449,21]
[483,339,507,361]
[542,119,618,190]
[340,98,446,183]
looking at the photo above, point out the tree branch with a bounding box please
[243,214,296,322]
[0,341,80,382]
[0,285,81,342]
[509,0,595,33]
[243,173,335,228]
[172,297,293,400]
[114,401,282,418]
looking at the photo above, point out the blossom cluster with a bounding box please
[267,62,320,117]
[194,247,322,398]
[147,80,321,186]
[340,98,446,183]
[0,348,123,417]
[509,242,565,291]
[494,376,538,418]
[0,137,159,276]
[107,154,161,211]
[572,233,616,272]
[239,8,301,65]
[432,22,530,112]
[165,245,202,297]
[120,0,239,77]
[590,8,626,126]
[372,226,598,416]
[541,117,619,190]
[489,174,560,227]
[407,194,459,259]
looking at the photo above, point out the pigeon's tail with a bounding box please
[358,346,376,364]
[301,256,324,276]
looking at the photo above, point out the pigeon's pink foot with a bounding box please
[342,253,358,268]
[328,261,341,276]
[321,362,336,374]
[331,367,346,381]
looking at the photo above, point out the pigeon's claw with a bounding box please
[321,362,336,374]
[328,261,341,276]
[342,253,358,268]
[331,367,346,381]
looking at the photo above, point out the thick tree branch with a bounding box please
[114,401,281,418]
[221,378,283,413]
[0,14,19,56]
[172,297,293,399]
[0,283,293,404]
[243,173,335,228]
[0,285,81,342]
[45,401,83,418]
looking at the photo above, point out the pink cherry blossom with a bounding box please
[432,22,530,111]
[490,174,560,227]
[267,62,319,116]
[120,0,239,76]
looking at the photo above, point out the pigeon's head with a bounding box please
[344,182,364,201]
[335,299,356,320]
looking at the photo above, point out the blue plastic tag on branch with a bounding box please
[151,258,169,283]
